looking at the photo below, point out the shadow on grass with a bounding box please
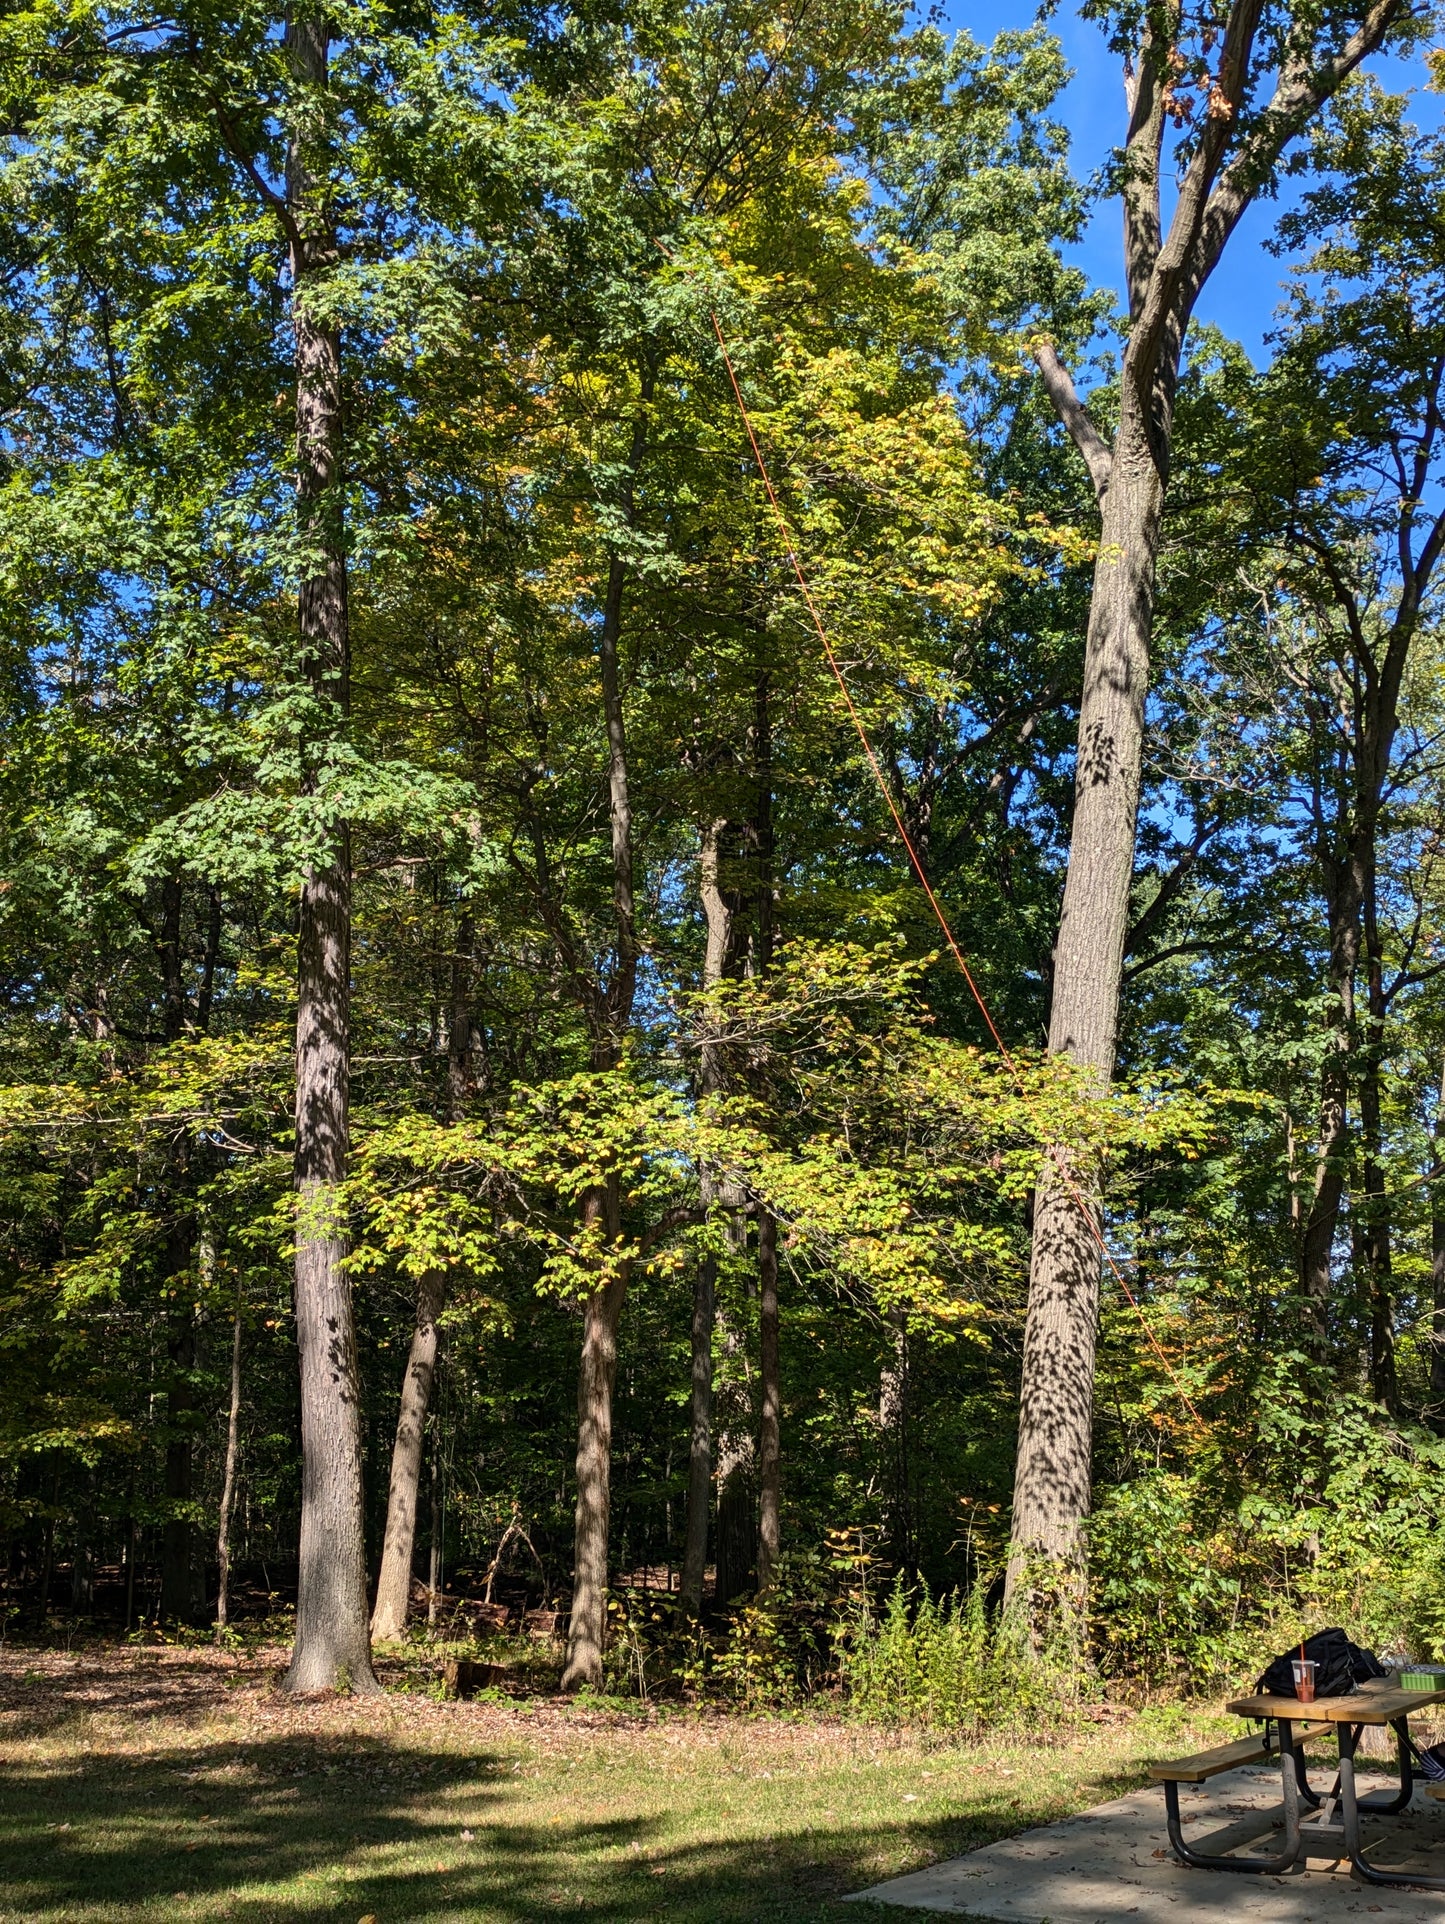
[0,1719,1151,1924]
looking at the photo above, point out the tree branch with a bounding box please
[1030,340,1112,502]
[1179,0,1407,323]
[1124,809,1224,960]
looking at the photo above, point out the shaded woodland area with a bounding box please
[3,0,1445,1703]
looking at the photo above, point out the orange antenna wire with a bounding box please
[707,307,1204,1431]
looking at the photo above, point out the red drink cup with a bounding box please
[1292,1659,1318,1702]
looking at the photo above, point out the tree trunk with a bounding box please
[756,1206,781,1591]
[680,817,734,1614]
[560,388,645,1685]
[427,1413,443,1632]
[752,675,775,973]
[447,911,478,1113]
[1432,1059,1445,1415]
[1007,409,1162,1619]
[879,1317,913,1576]
[214,1283,244,1638]
[714,1441,755,1606]
[158,878,199,1624]
[197,885,223,1033]
[124,1502,137,1633]
[37,1458,59,1620]
[751,681,781,1590]
[1299,835,1363,1342]
[370,913,471,1643]
[680,1251,716,1613]
[370,1269,446,1642]
[561,1182,629,1689]
[160,1233,197,1624]
[289,853,375,1692]
[282,13,375,1696]
[1360,876,1398,1410]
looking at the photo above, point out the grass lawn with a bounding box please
[0,1642,1208,1923]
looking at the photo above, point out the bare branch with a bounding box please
[1124,808,1225,960]
[1121,33,1165,318]
[1030,340,1112,502]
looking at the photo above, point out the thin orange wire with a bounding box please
[709,309,1204,1430]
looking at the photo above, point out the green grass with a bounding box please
[0,1642,1200,1922]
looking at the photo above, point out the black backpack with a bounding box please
[1256,1627,1387,1700]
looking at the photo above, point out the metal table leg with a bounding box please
[1276,1717,1325,1811]
[1164,1740,1303,1874]
[1341,1718,1445,1891]
[1354,1717,1414,1815]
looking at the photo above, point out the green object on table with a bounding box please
[1397,1666,1445,1692]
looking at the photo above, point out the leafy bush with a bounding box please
[840,1576,1084,1732]
[599,1555,839,1708]
[1088,1397,1445,1690]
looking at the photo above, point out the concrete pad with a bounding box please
[849,1766,1445,1920]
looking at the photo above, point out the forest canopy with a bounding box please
[2,0,1444,1700]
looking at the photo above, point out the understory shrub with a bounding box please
[598,1554,838,1707]
[1088,1398,1445,1691]
[840,1576,1084,1732]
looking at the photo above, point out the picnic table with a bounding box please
[1153,1678,1445,1890]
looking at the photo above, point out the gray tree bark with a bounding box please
[281,13,377,1697]
[1010,0,1403,1625]
[370,1268,446,1642]
[561,407,644,1684]
[1008,408,1160,1618]
[561,1182,629,1689]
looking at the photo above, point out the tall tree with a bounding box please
[279,14,376,1695]
[1006,0,1412,1621]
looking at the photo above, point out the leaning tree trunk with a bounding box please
[370,912,474,1642]
[1006,407,1162,1626]
[282,14,376,1697]
[370,1269,446,1642]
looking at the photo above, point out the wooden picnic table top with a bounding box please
[1225,1677,1442,1726]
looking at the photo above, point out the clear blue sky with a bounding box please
[945,1,1437,362]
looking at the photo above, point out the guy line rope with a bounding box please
[706,305,1205,1431]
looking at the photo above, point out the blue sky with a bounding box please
[944,2,1438,361]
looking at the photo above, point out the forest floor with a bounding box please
[0,1640,1213,1923]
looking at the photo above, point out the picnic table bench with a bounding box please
[1149,1720,1332,1871]
[1151,1680,1445,1891]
